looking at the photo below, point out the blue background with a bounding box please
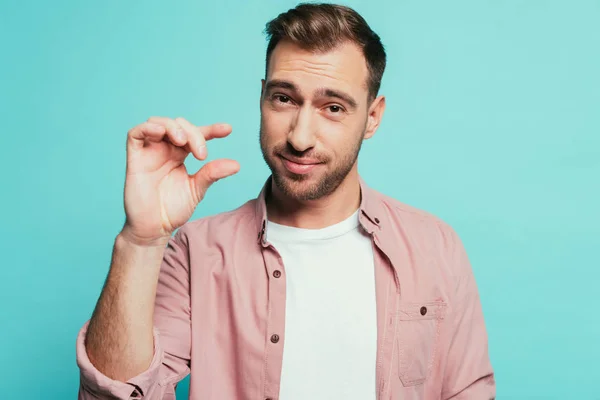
[1,0,598,399]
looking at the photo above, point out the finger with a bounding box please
[127,122,167,150]
[146,116,189,148]
[191,159,240,201]
[198,123,233,141]
[175,117,207,160]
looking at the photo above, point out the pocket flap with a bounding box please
[397,301,446,321]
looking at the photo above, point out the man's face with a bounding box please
[260,40,382,201]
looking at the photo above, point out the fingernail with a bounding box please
[198,144,207,158]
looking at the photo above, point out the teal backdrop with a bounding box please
[1,0,598,399]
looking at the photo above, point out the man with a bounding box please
[76,3,495,399]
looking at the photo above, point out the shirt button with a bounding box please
[420,306,427,316]
[270,334,280,343]
[273,270,281,278]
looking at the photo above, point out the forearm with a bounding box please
[84,232,168,382]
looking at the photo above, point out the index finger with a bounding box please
[198,123,233,141]
[175,119,233,160]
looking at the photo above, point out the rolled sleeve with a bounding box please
[76,230,192,399]
[76,321,164,400]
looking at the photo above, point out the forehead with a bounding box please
[266,40,369,96]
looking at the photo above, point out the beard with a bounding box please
[259,125,364,201]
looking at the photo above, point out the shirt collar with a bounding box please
[255,175,385,246]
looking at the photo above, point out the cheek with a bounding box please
[321,120,359,151]
[261,108,291,142]
[325,128,364,164]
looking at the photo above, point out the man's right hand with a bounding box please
[121,116,240,246]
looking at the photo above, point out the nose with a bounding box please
[287,106,316,152]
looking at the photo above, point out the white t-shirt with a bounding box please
[266,209,377,400]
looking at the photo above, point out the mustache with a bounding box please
[273,143,328,163]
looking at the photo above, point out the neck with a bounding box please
[266,167,361,229]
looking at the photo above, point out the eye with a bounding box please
[325,104,346,115]
[274,94,291,104]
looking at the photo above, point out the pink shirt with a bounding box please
[76,177,495,399]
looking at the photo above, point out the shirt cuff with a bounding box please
[76,320,164,399]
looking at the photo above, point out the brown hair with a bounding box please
[264,3,386,101]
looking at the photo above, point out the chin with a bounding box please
[272,169,336,201]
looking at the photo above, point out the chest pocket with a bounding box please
[396,301,446,386]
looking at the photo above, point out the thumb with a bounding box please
[191,159,240,201]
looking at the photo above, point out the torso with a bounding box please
[267,210,377,399]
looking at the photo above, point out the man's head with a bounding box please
[259,3,387,201]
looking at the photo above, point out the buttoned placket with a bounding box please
[259,218,288,400]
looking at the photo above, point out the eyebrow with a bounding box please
[265,79,358,110]
[265,79,297,93]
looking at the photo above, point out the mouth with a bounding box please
[279,155,323,175]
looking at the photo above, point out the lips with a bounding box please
[280,155,323,175]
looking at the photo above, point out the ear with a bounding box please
[364,95,386,140]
